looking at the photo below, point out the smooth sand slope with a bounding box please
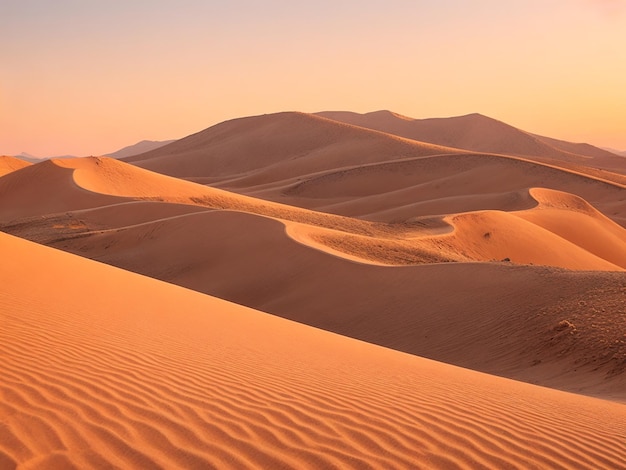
[2,157,626,401]
[317,110,626,176]
[34,210,626,399]
[0,156,31,178]
[2,231,626,469]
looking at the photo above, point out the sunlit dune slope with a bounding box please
[0,156,423,238]
[2,231,626,469]
[0,155,31,177]
[4,156,626,272]
[516,188,626,268]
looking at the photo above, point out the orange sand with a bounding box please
[2,111,626,468]
[2,232,626,469]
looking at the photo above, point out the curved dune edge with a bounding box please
[3,156,623,271]
[284,191,626,270]
[30,209,626,400]
[66,157,626,271]
[515,188,626,268]
[2,231,626,469]
[0,156,31,177]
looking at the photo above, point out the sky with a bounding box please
[2,0,625,157]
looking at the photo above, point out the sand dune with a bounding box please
[0,159,126,221]
[317,111,574,159]
[3,112,626,468]
[2,231,626,469]
[124,112,461,184]
[7,204,624,399]
[0,155,31,177]
[280,152,626,224]
[317,110,626,175]
[5,156,626,272]
[113,112,626,229]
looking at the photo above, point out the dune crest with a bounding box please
[0,155,31,177]
[2,232,626,469]
[3,109,626,468]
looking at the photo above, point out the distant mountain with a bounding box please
[14,152,77,162]
[106,140,175,159]
[14,152,47,163]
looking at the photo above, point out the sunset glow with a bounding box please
[2,0,625,156]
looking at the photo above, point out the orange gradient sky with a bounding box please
[2,0,625,157]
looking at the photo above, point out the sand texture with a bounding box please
[2,111,626,468]
[0,156,31,178]
[2,232,626,469]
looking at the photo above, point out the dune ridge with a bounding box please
[124,112,461,183]
[4,156,626,273]
[0,155,31,177]
[111,112,626,228]
[2,232,626,469]
[316,110,626,177]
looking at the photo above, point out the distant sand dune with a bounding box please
[282,153,626,225]
[0,155,31,177]
[124,112,460,183]
[2,232,626,469]
[5,156,625,272]
[317,110,626,177]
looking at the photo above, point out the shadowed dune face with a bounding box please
[2,112,626,467]
[16,208,624,399]
[317,111,569,159]
[124,111,461,182]
[279,152,626,225]
[2,232,626,469]
[115,112,626,228]
[317,110,626,175]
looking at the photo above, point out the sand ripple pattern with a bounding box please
[1,234,626,469]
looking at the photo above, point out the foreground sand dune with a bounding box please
[2,231,626,469]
